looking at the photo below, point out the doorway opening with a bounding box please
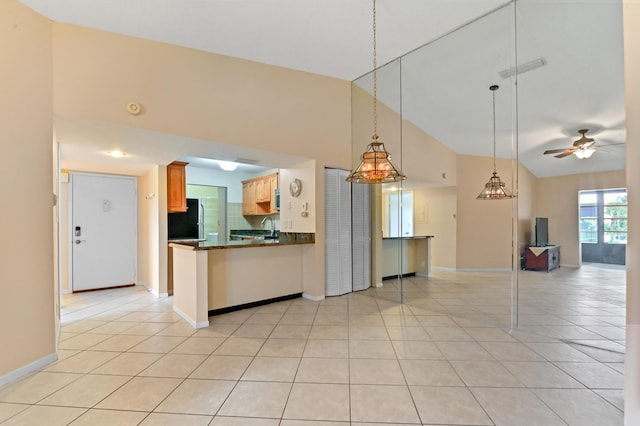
[186,184,228,243]
[579,188,627,265]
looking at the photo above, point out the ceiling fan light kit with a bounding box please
[477,85,514,200]
[574,147,596,159]
[543,128,612,160]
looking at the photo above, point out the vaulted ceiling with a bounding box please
[21,0,626,178]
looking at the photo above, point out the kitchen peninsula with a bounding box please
[382,236,434,280]
[170,233,314,328]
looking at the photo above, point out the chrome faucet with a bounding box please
[261,216,276,236]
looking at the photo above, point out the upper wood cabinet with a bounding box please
[255,176,272,203]
[167,161,188,213]
[242,180,256,215]
[242,172,279,216]
[269,174,279,214]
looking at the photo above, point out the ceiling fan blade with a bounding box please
[595,142,626,148]
[544,148,570,154]
[554,151,574,158]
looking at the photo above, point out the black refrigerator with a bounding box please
[168,198,202,240]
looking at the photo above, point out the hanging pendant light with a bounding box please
[346,0,406,184]
[477,85,514,200]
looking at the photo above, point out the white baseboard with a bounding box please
[431,266,513,272]
[415,273,432,279]
[432,266,456,271]
[374,282,383,288]
[137,282,168,298]
[137,281,151,292]
[173,305,209,328]
[0,353,58,387]
[302,293,324,302]
[455,268,513,272]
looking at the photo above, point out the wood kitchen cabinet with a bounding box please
[255,177,270,203]
[242,180,256,215]
[167,161,188,213]
[269,174,279,213]
[242,172,279,216]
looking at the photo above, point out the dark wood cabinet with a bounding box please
[524,246,560,271]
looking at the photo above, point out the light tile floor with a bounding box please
[0,263,625,425]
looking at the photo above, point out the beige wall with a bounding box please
[279,161,316,233]
[535,170,625,267]
[52,24,351,167]
[517,163,538,252]
[414,186,457,268]
[624,0,640,327]
[623,1,640,422]
[138,166,168,296]
[52,24,352,304]
[351,86,458,188]
[0,1,55,378]
[456,155,514,270]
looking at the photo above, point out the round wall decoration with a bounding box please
[289,178,302,197]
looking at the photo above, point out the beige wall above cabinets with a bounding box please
[242,172,279,216]
[52,24,352,167]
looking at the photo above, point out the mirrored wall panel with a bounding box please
[351,0,626,334]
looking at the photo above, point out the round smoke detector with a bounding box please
[127,102,142,115]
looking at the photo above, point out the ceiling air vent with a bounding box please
[498,57,547,79]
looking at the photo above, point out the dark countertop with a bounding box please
[170,232,315,251]
[382,235,434,240]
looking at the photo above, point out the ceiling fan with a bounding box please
[543,129,618,159]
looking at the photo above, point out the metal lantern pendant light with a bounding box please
[477,85,514,200]
[346,0,406,184]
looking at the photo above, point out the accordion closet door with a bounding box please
[325,168,371,296]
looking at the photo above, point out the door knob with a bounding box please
[74,239,86,244]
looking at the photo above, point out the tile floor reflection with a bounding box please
[0,263,625,425]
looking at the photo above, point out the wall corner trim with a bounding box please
[302,293,324,302]
[0,353,58,387]
[173,306,209,329]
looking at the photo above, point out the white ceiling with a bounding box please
[22,0,626,179]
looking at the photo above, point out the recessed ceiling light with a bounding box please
[217,160,239,171]
[108,150,126,158]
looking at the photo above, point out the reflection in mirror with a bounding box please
[383,188,413,238]
[352,3,517,322]
[351,0,626,339]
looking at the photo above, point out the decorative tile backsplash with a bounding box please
[227,202,252,231]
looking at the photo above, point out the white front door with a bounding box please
[71,173,137,292]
